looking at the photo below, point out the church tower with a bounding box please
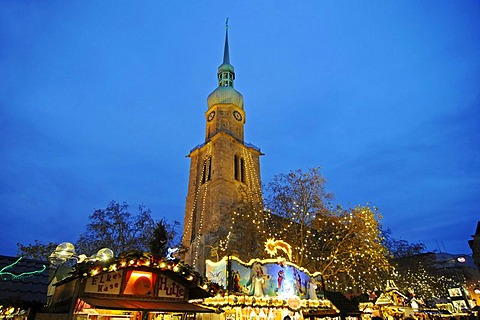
[181,25,264,272]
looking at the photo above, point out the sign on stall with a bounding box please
[84,270,124,294]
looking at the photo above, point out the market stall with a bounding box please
[42,253,213,320]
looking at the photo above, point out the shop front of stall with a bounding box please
[43,254,213,320]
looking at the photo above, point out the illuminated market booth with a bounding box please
[41,247,213,320]
[192,240,340,320]
[358,280,476,320]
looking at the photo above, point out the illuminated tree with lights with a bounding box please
[210,193,267,262]
[264,167,333,266]
[310,205,392,292]
[390,253,480,303]
[263,167,393,293]
[392,253,462,300]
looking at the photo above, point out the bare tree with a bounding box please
[17,240,57,261]
[264,167,333,266]
[76,201,155,255]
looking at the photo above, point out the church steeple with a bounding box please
[206,21,245,141]
[218,20,235,88]
[181,22,264,273]
[223,21,230,65]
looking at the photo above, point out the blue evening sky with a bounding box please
[1,1,479,256]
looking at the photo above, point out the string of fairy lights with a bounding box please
[215,145,266,255]
[183,144,212,269]
[0,257,46,281]
[250,206,395,293]
[192,176,209,268]
[242,148,263,207]
[310,208,392,292]
[391,259,474,299]
[183,143,474,299]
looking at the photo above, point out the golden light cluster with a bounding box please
[76,253,203,288]
[200,294,333,312]
[264,238,292,261]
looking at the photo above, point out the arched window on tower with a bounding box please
[234,155,245,183]
[207,157,212,181]
[234,155,239,180]
[240,157,245,183]
[201,156,212,184]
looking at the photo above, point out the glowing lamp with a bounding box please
[49,242,76,263]
[96,248,114,261]
[49,242,114,266]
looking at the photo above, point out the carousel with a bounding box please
[190,239,339,320]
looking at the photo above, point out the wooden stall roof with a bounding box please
[0,255,49,306]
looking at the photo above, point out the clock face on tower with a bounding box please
[207,111,216,121]
[233,110,242,121]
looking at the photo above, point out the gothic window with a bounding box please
[234,155,245,183]
[201,157,212,184]
[207,157,212,181]
[240,158,245,183]
[234,155,239,181]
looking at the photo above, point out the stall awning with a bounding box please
[81,297,213,313]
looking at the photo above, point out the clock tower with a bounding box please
[181,25,264,272]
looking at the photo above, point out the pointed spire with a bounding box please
[223,18,230,65]
[217,18,235,88]
[208,20,244,109]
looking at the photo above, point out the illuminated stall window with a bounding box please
[123,270,155,296]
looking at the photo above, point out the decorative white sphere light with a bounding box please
[55,242,76,260]
[96,248,114,261]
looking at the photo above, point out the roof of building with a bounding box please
[207,24,244,110]
[0,255,50,306]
